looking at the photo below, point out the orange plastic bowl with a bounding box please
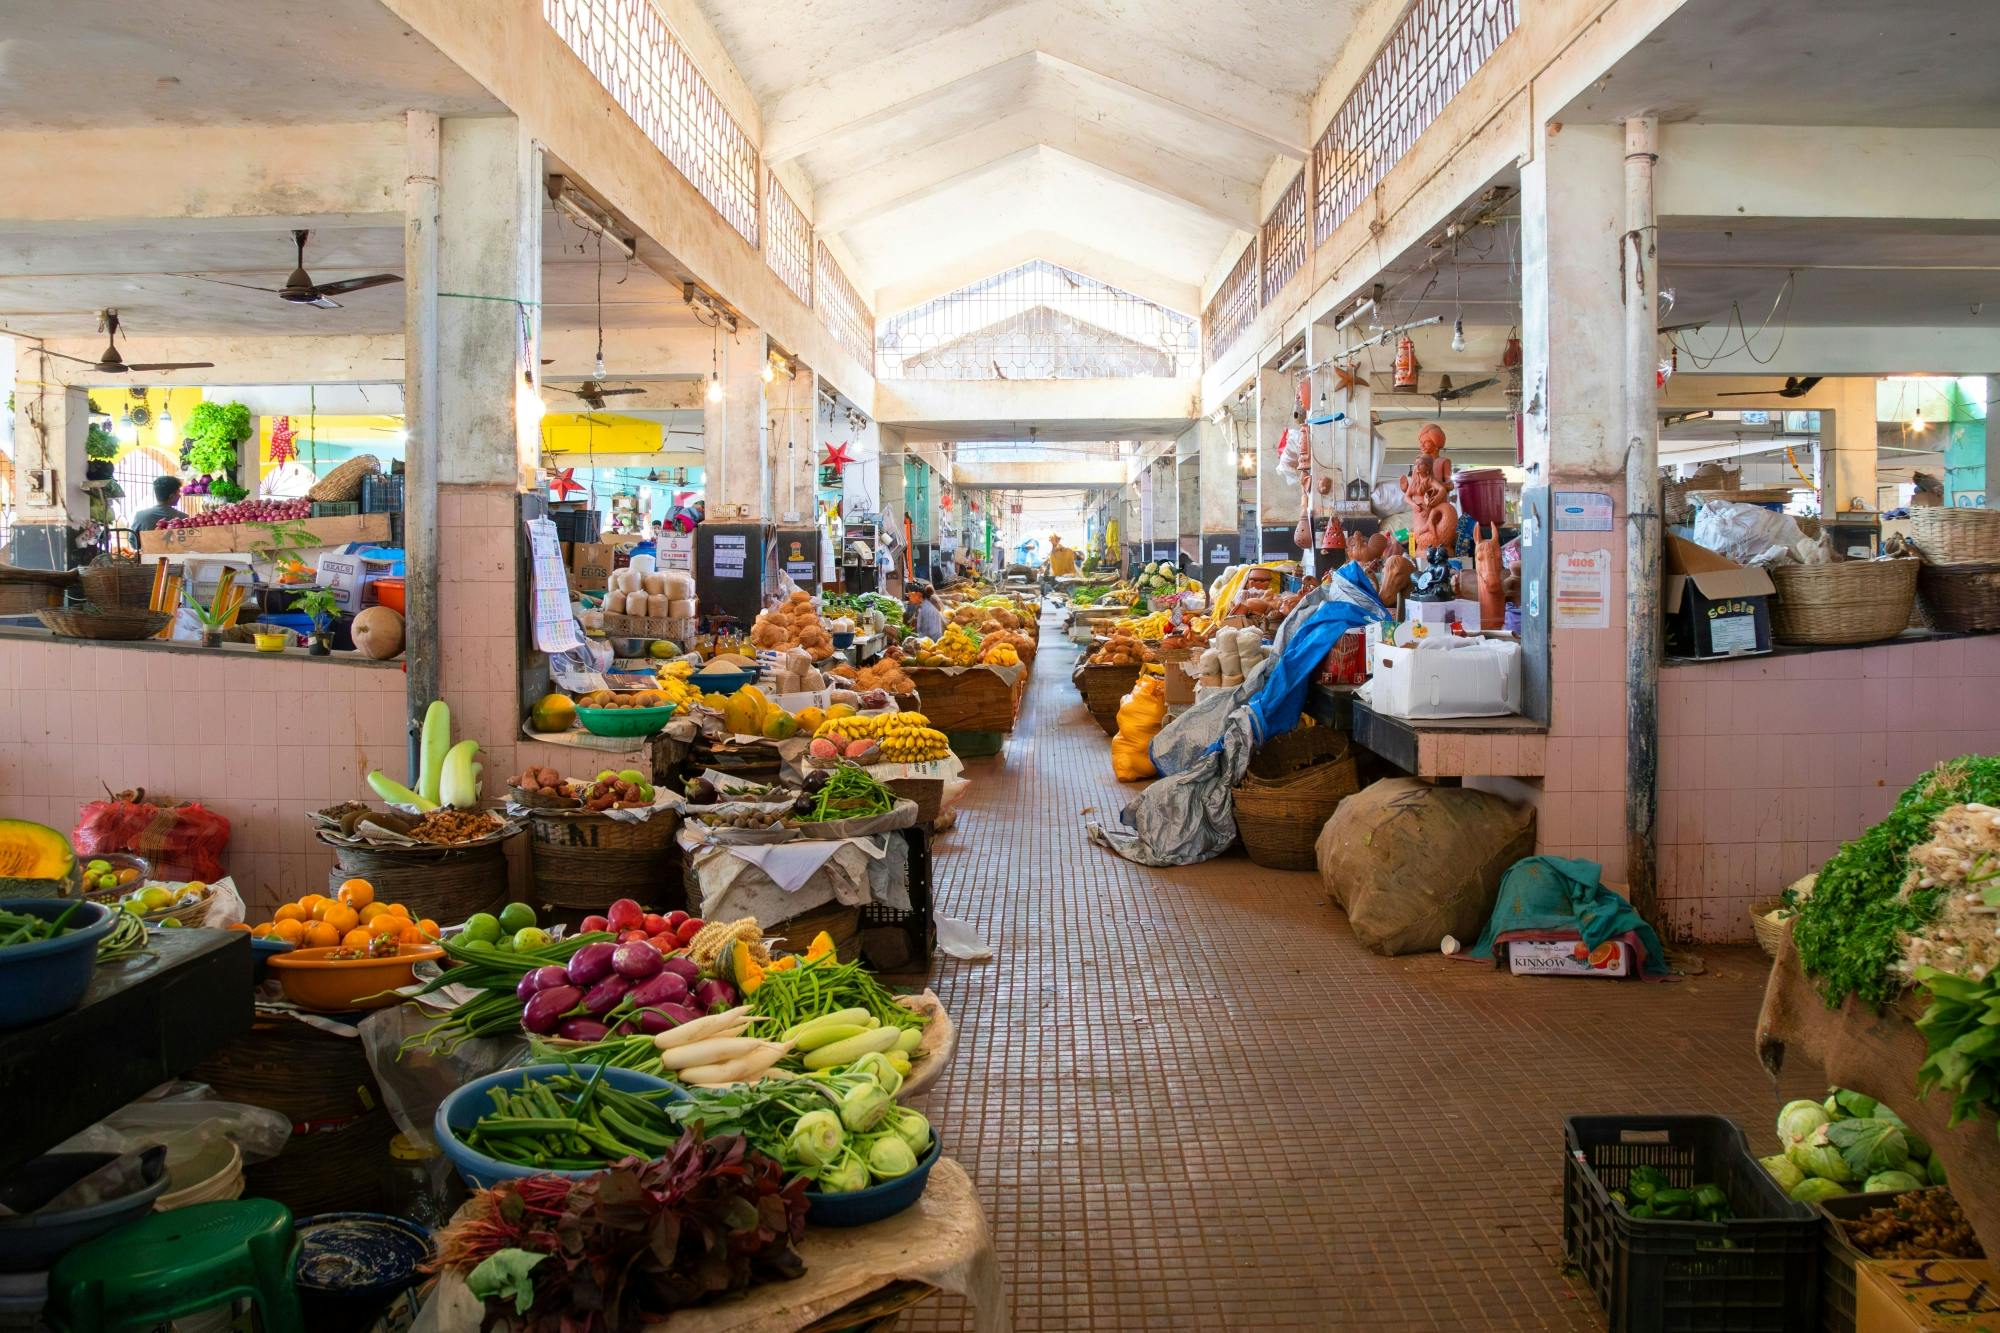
[265,943,443,1012]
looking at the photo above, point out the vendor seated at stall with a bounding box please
[131,474,187,535]
[1041,533,1077,590]
[906,582,946,639]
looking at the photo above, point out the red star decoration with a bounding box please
[268,416,298,465]
[939,491,954,512]
[820,441,855,475]
[548,467,584,500]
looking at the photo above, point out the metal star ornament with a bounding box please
[548,467,584,500]
[819,441,855,476]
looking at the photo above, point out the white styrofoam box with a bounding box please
[1506,937,1634,978]
[1363,636,1521,719]
[1406,598,1484,628]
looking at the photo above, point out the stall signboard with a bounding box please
[1553,492,1614,532]
[1261,523,1305,562]
[1202,532,1240,582]
[658,534,694,572]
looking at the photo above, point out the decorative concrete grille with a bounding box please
[764,171,813,306]
[876,261,1196,381]
[1203,241,1261,366]
[815,241,873,370]
[1260,170,1309,305]
[543,0,760,246]
[1311,0,1519,247]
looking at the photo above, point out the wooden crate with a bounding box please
[905,666,1017,733]
[138,512,393,555]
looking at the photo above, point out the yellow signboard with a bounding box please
[541,413,663,456]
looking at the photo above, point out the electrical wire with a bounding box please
[1669,271,1796,368]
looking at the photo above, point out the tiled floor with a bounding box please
[903,609,1823,1331]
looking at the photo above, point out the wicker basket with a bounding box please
[0,580,65,615]
[1749,897,1791,957]
[1916,561,2000,632]
[36,606,170,640]
[1232,756,1360,870]
[527,807,681,913]
[1082,663,1142,735]
[1910,507,2000,565]
[885,776,947,825]
[307,454,381,503]
[322,835,510,922]
[1246,724,1352,781]
[80,557,161,610]
[1767,559,1918,645]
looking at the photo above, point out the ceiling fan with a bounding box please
[189,230,402,309]
[552,380,646,411]
[1428,373,1499,403]
[45,310,212,374]
[1716,375,1822,399]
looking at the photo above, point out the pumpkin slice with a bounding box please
[0,818,79,895]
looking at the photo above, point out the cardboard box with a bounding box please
[1364,636,1522,719]
[569,541,617,591]
[1163,657,1197,706]
[1855,1259,2000,1331]
[1664,534,1775,659]
[315,546,395,613]
[1406,597,1484,628]
[1506,937,1634,978]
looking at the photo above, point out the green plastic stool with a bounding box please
[46,1199,305,1333]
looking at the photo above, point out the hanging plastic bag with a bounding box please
[56,1081,292,1165]
[1110,675,1167,782]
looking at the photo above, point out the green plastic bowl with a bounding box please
[576,702,678,738]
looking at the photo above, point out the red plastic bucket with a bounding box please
[1453,469,1506,526]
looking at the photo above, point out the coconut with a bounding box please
[351,606,406,659]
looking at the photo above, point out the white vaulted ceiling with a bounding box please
[690,0,1367,315]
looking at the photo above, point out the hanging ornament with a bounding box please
[1502,334,1524,417]
[1296,376,1312,415]
[548,467,584,501]
[1334,363,1360,402]
[819,441,855,475]
[268,415,298,466]
[1394,335,1419,391]
[1319,514,1345,554]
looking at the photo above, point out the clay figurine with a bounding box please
[1408,546,1458,603]
[1377,549,1415,609]
[1474,522,1505,630]
[1413,472,1459,553]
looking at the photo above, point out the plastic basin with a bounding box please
[831,631,855,649]
[294,1211,432,1302]
[157,1137,243,1211]
[0,1148,170,1272]
[0,900,118,1028]
[266,943,443,1012]
[804,1137,941,1228]
[250,935,293,983]
[688,667,755,695]
[576,702,677,738]
[435,1065,684,1189]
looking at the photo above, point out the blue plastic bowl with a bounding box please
[804,1136,942,1227]
[0,900,117,1029]
[294,1212,433,1300]
[0,1148,169,1273]
[435,1064,684,1189]
[690,666,756,695]
[251,935,294,983]
[831,631,855,650]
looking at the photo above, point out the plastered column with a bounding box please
[1822,377,1881,517]
[10,379,87,531]
[704,329,771,521]
[1255,368,1299,526]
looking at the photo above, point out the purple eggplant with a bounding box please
[556,1017,610,1042]
[565,941,619,989]
[531,964,572,992]
[634,1007,677,1035]
[653,1002,703,1028]
[612,941,664,981]
[692,977,737,1012]
[515,970,543,1002]
[625,971,690,1010]
[659,955,700,984]
[521,984,582,1035]
[582,974,631,1018]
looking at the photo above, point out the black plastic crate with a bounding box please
[858,826,935,978]
[550,507,600,544]
[360,473,404,514]
[309,500,359,518]
[1564,1115,1821,1333]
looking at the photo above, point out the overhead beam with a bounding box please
[0,124,403,228]
[872,232,1201,318]
[1041,52,1306,162]
[876,376,1197,434]
[31,333,404,387]
[1663,326,2000,377]
[1657,126,2000,222]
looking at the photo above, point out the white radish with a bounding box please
[657,1035,771,1070]
[679,1042,792,1086]
[652,1005,753,1049]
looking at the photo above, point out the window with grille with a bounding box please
[1260,171,1309,305]
[543,0,760,245]
[815,241,873,370]
[1312,0,1519,246]
[877,261,1196,381]
[1203,241,1260,366]
[764,171,812,306]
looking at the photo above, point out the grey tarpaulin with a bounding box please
[1085,570,1387,866]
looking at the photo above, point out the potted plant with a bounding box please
[291,588,343,656]
[85,423,119,481]
[184,401,253,496]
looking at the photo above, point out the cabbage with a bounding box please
[885,1106,932,1158]
[1777,1099,1830,1146]
[1759,1154,1805,1192]
[1928,1155,1949,1187]
[1863,1170,1922,1193]
[1827,1118,1908,1177]
[1788,1132,1856,1183]
[787,1110,843,1171]
[1824,1088,1877,1121]
[864,1132,917,1180]
[815,1150,870,1194]
[1790,1177,1850,1204]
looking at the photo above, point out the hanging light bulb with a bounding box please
[593,351,607,380]
[759,357,775,385]
[1912,408,1927,433]
[1451,317,1466,353]
[155,404,176,447]
[707,372,724,403]
[113,407,136,445]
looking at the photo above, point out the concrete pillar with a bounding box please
[1823,378,1880,517]
[704,328,771,521]
[1987,375,2000,505]
[12,380,88,531]
[1199,418,1237,534]
[1255,368,1299,526]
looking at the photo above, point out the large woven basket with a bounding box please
[1082,663,1142,735]
[36,606,170,640]
[1232,756,1360,870]
[1748,897,1791,957]
[527,807,681,913]
[307,453,381,502]
[1909,507,2000,564]
[1916,561,2000,632]
[0,580,65,615]
[80,557,160,610]
[1246,723,1352,781]
[322,835,510,922]
[1767,558,1918,645]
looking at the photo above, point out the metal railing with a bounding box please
[1260,170,1309,305]
[876,261,1196,381]
[1311,0,1518,247]
[1203,241,1261,366]
[764,170,812,307]
[815,241,873,370]
[543,0,760,245]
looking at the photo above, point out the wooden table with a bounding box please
[0,928,252,1174]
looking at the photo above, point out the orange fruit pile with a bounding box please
[248,878,440,949]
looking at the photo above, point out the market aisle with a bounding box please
[905,606,1821,1332]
